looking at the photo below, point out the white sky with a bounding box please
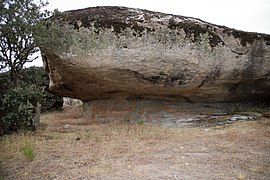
[29,0,270,67]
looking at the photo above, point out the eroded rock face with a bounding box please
[41,6,270,103]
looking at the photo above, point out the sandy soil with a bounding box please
[0,106,270,179]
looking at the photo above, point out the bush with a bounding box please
[0,67,63,135]
[0,84,44,134]
[20,67,63,111]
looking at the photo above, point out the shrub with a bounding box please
[20,67,63,111]
[0,84,44,134]
[0,67,63,135]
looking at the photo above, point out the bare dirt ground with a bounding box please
[0,106,270,179]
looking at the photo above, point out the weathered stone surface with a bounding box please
[41,6,270,103]
[82,99,263,126]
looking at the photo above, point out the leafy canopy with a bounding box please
[0,0,49,81]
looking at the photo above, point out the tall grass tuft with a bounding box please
[136,119,144,126]
[21,144,35,161]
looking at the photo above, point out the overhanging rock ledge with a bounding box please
[39,6,270,121]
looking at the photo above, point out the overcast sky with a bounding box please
[29,0,270,67]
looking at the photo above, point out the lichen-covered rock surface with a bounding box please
[41,6,270,104]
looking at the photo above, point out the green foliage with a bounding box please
[21,67,63,111]
[52,8,63,16]
[20,66,49,86]
[0,67,63,135]
[0,0,49,83]
[0,70,12,96]
[0,84,44,134]
[35,19,75,54]
[0,1,64,135]
[21,144,35,161]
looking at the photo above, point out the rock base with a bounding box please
[82,99,266,126]
[83,99,227,123]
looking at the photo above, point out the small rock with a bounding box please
[230,115,250,121]
[63,124,70,129]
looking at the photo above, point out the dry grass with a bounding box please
[0,106,270,179]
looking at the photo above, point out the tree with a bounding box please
[0,0,49,85]
[0,0,54,135]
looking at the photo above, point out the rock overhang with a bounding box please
[40,6,270,103]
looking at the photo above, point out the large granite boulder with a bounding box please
[40,6,270,105]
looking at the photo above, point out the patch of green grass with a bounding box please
[21,144,35,161]
[0,176,4,180]
[136,119,144,126]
